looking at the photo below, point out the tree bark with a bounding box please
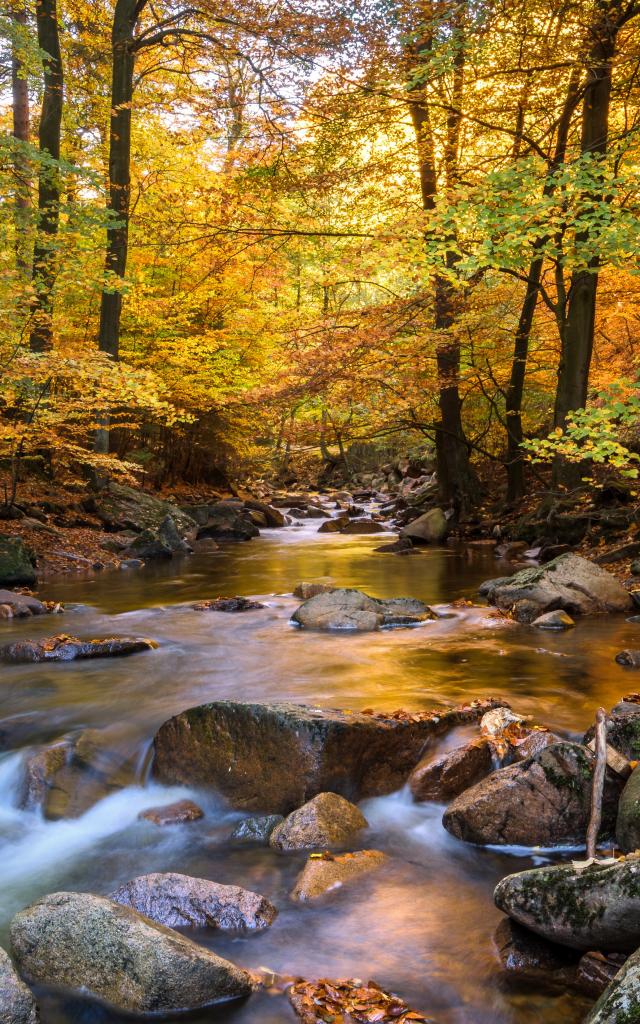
[552,2,632,486]
[11,2,31,276]
[29,0,63,353]
[98,0,142,362]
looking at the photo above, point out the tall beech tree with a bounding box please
[30,0,63,353]
[10,1,31,275]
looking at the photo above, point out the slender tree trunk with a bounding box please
[11,2,31,276]
[407,24,478,518]
[29,0,63,353]
[553,3,630,486]
[505,71,581,502]
[98,0,140,362]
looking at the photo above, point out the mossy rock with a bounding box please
[0,535,36,586]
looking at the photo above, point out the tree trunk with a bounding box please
[11,2,31,276]
[98,0,139,362]
[553,3,626,486]
[505,70,581,502]
[29,0,63,353]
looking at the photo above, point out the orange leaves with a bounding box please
[288,978,433,1024]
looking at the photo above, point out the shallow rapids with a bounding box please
[1,512,637,1023]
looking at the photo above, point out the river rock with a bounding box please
[0,536,37,587]
[317,517,348,533]
[374,537,415,554]
[230,814,284,843]
[493,917,579,987]
[494,856,640,952]
[196,501,259,542]
[585,947,640,1023]
[10,891,252,1014]
[291,850,386,901]
[110,872,276,930]
[409,740,494,802]
[577,952,626,999]
[443,742,622,847]
[139,799,204,825]
[152,699,502,814]
[532,609,575,630]
[243,499,285,527]
[125,515,192,560]
[270,792,367,850]
[615,650,640,667]
[339,519,386,534]
[589,700,640,759]
[0,590,47,619]
[192,597,264,612]
[293,581,336,600]
[616,765,640,851]
[400,508,448,544]
[0,947,38,1024]
[0,635,156,664]
[291,588,434,631]
[480,554,632,622]
[18,729,135,819]
[83,482,196,536]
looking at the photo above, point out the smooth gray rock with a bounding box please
[480,553,632,620]
[400,508,448,543]
[495,856,640,952]
[291,588,434,631]
[0,947,38,1023]
[0,591,46,618]
[10,892,252,1015]
[110,873,277,930]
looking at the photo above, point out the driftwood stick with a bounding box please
[586,707,608,860]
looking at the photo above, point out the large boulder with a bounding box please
[0,947,38,1024]
[291,588,434,632]
[269,792,367,850]
[585,946,640,1023]
[291,850,386,901]
[443,742,623,847]
[125,515,192,560]
[110,873,276,930]
[495,856,640,953]
[400,508,448,544]
[616,764,640,851]
[0,635,155,664]
[83,482,196,536]
[0,536,36,586]
[10,892,251,1015]
[195,502,259,542]
[592,699,640,760]
[152,699,502,814]
[480,554,632,622]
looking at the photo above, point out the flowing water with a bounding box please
[1,509,638,1024]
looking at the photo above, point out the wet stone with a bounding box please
[138,799,204,826]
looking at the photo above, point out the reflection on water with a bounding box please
[0,519,632,1023]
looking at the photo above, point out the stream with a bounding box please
[1,509,638,1024]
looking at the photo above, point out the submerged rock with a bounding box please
[10,891,252,1015]
[192,597,264,612]
[291,588,434,631]
[0,947,38,1024]
[400,508,448,544]
[138,799,204,825]
[443,742,622,847]
[152,699,503,814]
[110,872,276,930]
[270,792,367,851]
[291,850,386,901]
[493,917,579,987]
[494,856,640,952]
[0,635,155,664]
[577,952,626,1000]
[480,553,632,621]
[0,536,37,586]
[615,650,640,668]
[230,814,283,843]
